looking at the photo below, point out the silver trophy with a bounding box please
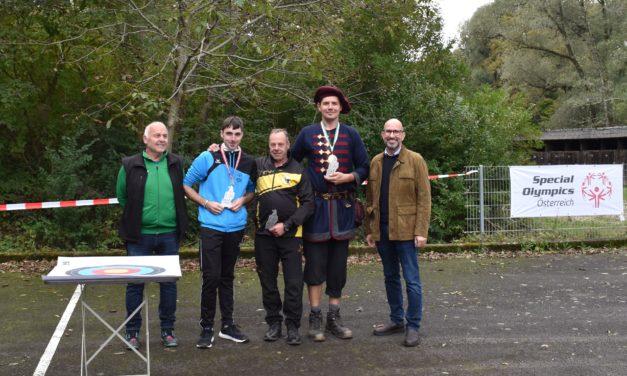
[325,154,339,177]
[265,209,278,230]
[221,185,235,208]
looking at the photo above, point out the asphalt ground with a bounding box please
[2,249,627,376]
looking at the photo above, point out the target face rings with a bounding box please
[66,265,166,277]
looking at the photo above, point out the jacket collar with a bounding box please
[380,145,408,163]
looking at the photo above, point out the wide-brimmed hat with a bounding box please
[313,85,351,114]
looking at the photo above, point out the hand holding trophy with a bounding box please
[325,154,339,177]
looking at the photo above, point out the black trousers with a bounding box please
[199,227,244,328]
[303,238,349,298]
[254,235,303,327]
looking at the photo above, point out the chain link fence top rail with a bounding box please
[464,165,627,242]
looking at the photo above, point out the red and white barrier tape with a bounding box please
[362,169,477,185]
[0,198,118,212]
[428,170,478,180]
[1,171,478,211]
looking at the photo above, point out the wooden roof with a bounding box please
[541,126,627,141]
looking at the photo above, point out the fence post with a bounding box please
[479,165,485,235]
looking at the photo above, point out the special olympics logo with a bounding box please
[581,172,613,208]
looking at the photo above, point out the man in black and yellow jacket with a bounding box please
[116,121,188,349]
[254,128,314,345]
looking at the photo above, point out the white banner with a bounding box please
[510,165,624,218]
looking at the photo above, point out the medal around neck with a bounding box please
[265,209,278,230]
[325,154,339,177]
[221,186,235,208]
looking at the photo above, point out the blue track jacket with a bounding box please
[184,150,257,232]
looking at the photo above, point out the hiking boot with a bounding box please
[403,327,420,347]
[307,310,325,342]
[196,327,214,349]
[326,308,353,339]
[286,323,302,346]
[373,321,405,336]
[125,330,140,350]
[161,328,178,347]
[264,321,282,342]
[219,324,250,343]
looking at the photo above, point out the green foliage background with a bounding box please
[0,0,557,251]
[459,0,625,129]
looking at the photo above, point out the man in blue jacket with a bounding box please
[116,121,188,349]
[184,116,257,349]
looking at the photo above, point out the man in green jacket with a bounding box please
[365,118,431,347]
[116,121,188,349]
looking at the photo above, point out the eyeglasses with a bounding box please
[383,129,404,135]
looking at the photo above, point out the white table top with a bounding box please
[42,255,181,284]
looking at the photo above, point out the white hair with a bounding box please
[144,122,167,137]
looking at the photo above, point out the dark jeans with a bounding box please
[125,232,179,331]
[255,235,303,327]
[303,238,349,298]
[199,227,244,328]
[376,222,422,330]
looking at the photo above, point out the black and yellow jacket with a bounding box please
[254,155,314,237]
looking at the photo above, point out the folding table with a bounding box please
[42,255,181,376]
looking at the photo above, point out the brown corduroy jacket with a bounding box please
[365,146,431,241]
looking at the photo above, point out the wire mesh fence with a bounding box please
[464,165,627,242]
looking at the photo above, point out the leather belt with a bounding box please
[314,191,352,200]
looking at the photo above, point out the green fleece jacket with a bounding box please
[116,151,177,234]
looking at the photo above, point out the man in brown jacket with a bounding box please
[365,118,431,347]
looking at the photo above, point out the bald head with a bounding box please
[384,118,403,128]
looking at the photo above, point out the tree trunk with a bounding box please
[580,0,611,127]
[167,91,184,151]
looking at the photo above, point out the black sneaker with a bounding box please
[219,324,250,343]
[196,327,214,349]
[264,321,282,342]
[125,330,140,350]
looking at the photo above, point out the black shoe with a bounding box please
[264,321,282,342]
[403,327,420,347]
[373,321,405,336]
[125,330,140,350]
[326,308,353,339]
[219,324,250,343]
[307,310,325,342]
[286,324,302,346]
[196,327,214,349]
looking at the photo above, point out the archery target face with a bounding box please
[66,265,166,277]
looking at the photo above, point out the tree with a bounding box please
[460,0,626,129]
[299,0,539,241]
[0,0,541,247]
[63,0,337,145]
